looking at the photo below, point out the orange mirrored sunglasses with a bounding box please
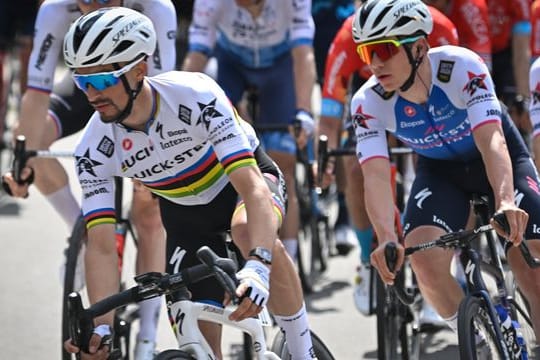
[356,36,423,64]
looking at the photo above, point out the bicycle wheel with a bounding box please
[457,295,507,359]
[154,349,195,359]
[61,216,87,360]
[375,273,413,360]
[270,329,335,360]
[296,162,316,294]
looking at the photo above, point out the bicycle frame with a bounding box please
[459,243,511,357]
[168,299,280,360]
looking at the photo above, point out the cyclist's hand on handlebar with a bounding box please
[370,240,404,285]
[491,206,528,246]
[230,260,270,321]
[290,110,315,149]
[1,167,34,198]
[63,335,110,360]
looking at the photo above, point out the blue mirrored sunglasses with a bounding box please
[79,0,112,4]
[72,59,142,93]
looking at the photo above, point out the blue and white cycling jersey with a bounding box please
[351,46,516,163]
[188,0,315,68]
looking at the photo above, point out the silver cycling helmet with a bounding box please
[63,6,156,68]
[352,0,433,44]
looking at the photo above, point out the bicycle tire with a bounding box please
[457,295,507,359]
[154,349,195,359]
[375,273,411,360]
[61,216,87,360]
[270,329,335,360]
[297,217,316,294]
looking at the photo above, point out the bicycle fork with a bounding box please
[460,247,516,358]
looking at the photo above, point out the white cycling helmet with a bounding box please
[64,6,156,68]
[352,0,433,44]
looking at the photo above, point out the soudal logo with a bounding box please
[352,105,374,129]
[75,149,103,177]
[462,71,487,96]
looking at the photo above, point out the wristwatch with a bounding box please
[248,247,272,265]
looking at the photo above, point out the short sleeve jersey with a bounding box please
[350,46,503,163]
[74,71,260,229]
[188,0,315,68]
[27,0,177,92]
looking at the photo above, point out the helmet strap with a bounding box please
[399,45,423,92]
[110,63,144,124]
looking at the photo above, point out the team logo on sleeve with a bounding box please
[178,104,192,125]
[352,105,374,129]
[75,149,103,177]
[97,136,114,158]
[371,83,394,100]
[436,60,454,83]
[197,98,223,130]
[462,71,487,96]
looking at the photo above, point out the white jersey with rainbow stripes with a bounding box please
[75,71,259,229]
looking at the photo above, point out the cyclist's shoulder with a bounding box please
[428,46,487,75]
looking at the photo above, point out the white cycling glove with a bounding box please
[236,260,270,307]
[295,109,315,137]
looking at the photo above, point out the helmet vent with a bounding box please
[105,15,124,27]
[87,28,112,56]
[394,16,413,29]
[111,40,134,56]
[82,55,103,66]
[372,5,392,29]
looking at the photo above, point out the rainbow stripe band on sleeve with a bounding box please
[84,208,116,229]
[221,150,256,175]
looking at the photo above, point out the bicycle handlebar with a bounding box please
[10,135,73,183]
[384,213,540,305]
[67,246,238,354]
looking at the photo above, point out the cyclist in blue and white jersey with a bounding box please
[351,0,540,340]
[182,0,317,262]
[58,8,317,360]
[1,1,176,358]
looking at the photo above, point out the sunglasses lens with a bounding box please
[358,42,400,64]
[73,73,119,92]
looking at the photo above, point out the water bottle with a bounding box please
[495,304,522,359]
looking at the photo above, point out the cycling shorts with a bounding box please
[159,147,286,304]
[49,72,94,139]
[403,154,540,243]
[215,47,297,155]
[0,1,37,50]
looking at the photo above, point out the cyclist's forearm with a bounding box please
[15,89,51,149]
[512,33,531,98]
[86,224,121,325]
[229,167,278,255]
[362,159,399,243]
[292,45,316,112]
[474,124,515,207]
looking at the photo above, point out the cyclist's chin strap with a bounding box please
[399,45,423,92]
[111,63,144,124]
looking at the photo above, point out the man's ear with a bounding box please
[135,61,148,80]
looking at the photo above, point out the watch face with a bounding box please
[251,247,272,264]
